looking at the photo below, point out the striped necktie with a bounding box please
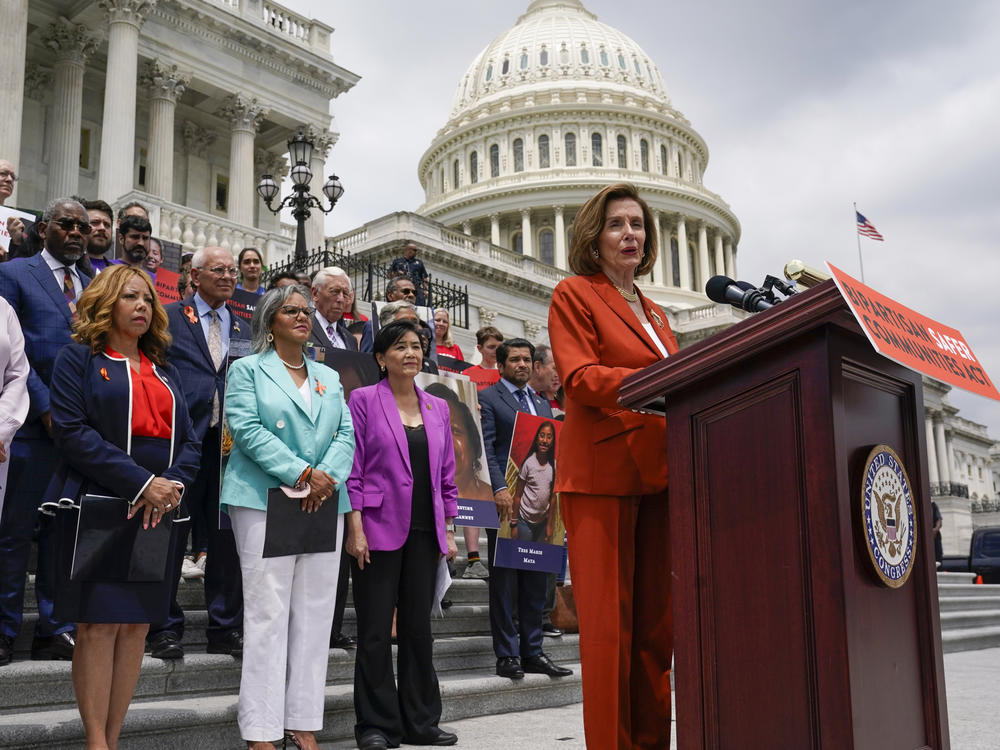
[62,266,75,303]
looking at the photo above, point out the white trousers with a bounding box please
[229,505,343,742]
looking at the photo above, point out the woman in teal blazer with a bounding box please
[220,285,354,750]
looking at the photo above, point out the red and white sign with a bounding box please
[828,262,999,401]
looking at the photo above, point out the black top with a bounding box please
[404,424,435,532]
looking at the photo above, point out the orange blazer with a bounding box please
[548,273,679,497]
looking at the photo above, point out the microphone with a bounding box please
[705,275,774,313]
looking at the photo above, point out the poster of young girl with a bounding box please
[493,413,565,573]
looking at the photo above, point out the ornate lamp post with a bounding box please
[256,128,344,264]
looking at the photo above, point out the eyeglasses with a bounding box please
[51,218,92,235]
[279,305,315,317]
[202,266,239,278]
[0,170,16,182]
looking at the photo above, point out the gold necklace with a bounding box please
[612,282,639,303]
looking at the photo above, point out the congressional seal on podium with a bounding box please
[861,444,917,588]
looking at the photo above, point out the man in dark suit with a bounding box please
[147,246,249,659]
[0,197,93,664]
[479,338,573,680]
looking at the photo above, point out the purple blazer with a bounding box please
[347,379,459,554]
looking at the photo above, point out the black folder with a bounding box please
[71,494,172,582]
[263,487,339,558]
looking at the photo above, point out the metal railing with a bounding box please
[930,482,970,499]
[262,247,470,329]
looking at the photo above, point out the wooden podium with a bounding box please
[620,280,949,749]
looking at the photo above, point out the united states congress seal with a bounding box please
[861,444,916,588]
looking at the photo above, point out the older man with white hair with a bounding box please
[310,266,359,352]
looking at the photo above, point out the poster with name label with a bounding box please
[493,412,565,573]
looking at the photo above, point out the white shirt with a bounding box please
[41,249,82,300]
[642,322,670,358]
[315,310,346,349]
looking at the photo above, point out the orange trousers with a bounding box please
[562,491,672,750]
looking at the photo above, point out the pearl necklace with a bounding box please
[279,355,306,370]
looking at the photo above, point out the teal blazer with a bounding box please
[220,349,355,514]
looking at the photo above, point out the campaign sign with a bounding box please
[828,263,1000,401]
[492,413,565,573]
[154,268,180,304]
[228,287,260,325]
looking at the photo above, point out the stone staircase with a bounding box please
[937,571,1000,653]
[0,535,582,749]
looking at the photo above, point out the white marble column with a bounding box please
[713,231,725,277]
[489,213,500,246]
[218,93,268,229]
[925,415,939,485]
[520,208,533,258]
[724,238,735,279]
[305,127,336,253]
[97,0,155,203]
[553,205,567,270]
[697,222,710,293]
[140,60,189,201]
[42,19,99,201]
[676,215,691,291]
[934,420,951,485]
[945,433,955,487]
[181,120,215,213]
[0,0,28,175]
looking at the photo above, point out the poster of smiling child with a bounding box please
[493,413,565,573]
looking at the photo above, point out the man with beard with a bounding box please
[81,199,114,274]
[0,198,94,665]
[112,214,151,269]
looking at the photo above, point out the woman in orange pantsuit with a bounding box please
[548,183,679,750]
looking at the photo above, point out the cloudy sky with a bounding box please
[285,0,1000,433]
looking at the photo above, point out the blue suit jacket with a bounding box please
[165,295,250,442]
[45,343,201,505]
[0,254,92,437]
[346,380,459,554]
[220,350,355,514]
[478,381,553,494]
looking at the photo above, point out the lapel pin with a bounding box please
[314,377,327,396]
[100,367,110,381]
[649,309,664,329]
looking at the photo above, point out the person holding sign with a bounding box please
[548,183,679,750]
[221,285,354,750]
[510,420,557,543]
[345,320,459,750]
[45,265,201,750]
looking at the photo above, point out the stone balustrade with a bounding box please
[208,0,333,54]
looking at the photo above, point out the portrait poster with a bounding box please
[218,337,255,529]
[414,372,499,529]
[157,237,183,272]
[492,412,565,573]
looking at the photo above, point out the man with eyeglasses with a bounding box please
[0,160,27,260]
[147,246,249,661]
[0,197,95,665]
[310,266,359,353]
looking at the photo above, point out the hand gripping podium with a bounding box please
[620,280,948,750]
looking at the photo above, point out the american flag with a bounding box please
[856,211,884,241]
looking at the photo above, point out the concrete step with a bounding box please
[0,659,583,749]
[936,582,1000,599]
[0,634,581,715]
[939,609,1000,631]
[941,626,1000,654]
[938,595,1000,612]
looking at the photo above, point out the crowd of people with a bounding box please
[0,181,677,750]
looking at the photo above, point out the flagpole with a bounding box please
[854,201,865,283]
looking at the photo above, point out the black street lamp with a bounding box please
[257,128,344,264]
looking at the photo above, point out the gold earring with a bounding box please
[266,332,274,343]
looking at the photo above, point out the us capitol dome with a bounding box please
[417,0,741,310]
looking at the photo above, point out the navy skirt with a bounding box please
[51,436,187,624]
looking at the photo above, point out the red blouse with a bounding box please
[106,348,173,439]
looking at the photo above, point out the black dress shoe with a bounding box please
[0,634,13,666]
[404,727,458,746]
[31,632,75,661]
[541,623,564,637]
[148,631,184,660]
[330,631,356,649]
[356,730,389,750]
[207,630,243,657]
[522,652,573,677]
[496,655,524,679]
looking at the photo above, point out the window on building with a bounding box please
[565,133,577,166]
[469,151,478,184]
[599,48,609,66]
[513,138,524,172]
[634,58,642,76]
[453,159,460,188]
[591,132,602,166]
[580,46,589,64]
[502,56,510,75]
[538,135,550,168]
[540,47,549,66]
[512,232,523,255]
[520,51,529,70]
[675,152,681,178]
[540,229,554,265]
[617,135,627,169]
[485,64,493,82]
[671,236,680,286]
[618,52,627,70]
[640,139,649,172]
[660,145,668,175]
[560,44,570,64]
[490,144,500,177]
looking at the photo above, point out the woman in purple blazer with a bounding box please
[345,320,459,750]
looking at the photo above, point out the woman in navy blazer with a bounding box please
[346,320,459,750]
[46,266,200,750]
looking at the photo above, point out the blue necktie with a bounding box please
[514,389,529,411]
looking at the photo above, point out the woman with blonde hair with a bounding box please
[433,309,463,360]
[46,264,201,750]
